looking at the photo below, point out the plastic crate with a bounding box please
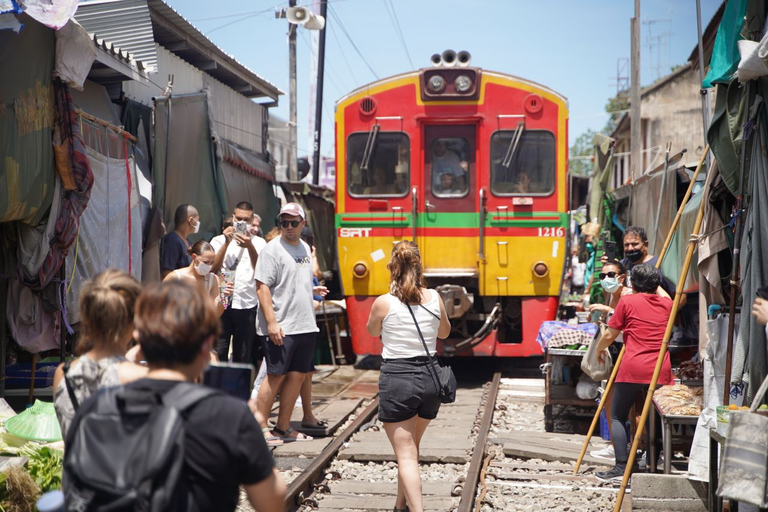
[4,363,58,389]
[599,406,611,440]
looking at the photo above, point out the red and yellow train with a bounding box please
[335,50,569,358]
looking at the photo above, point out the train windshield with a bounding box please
[430,138,470,197]
[490,130,555,196]
[347,132,410,197]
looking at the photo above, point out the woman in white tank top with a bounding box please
[163,240,233,317]
[366,241,451,512]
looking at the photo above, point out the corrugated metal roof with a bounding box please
[76,0,158,72]
[146,0,282,99]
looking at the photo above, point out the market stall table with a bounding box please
[651,384,703,474]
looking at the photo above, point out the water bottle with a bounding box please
[37,490,64,512]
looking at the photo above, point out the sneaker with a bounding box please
[595,464,628,483]
[590,445,615,461]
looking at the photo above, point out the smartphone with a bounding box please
[757,286,768,300]
[234,220,248,237]
[203,362,255,401]
[604,241,617,262]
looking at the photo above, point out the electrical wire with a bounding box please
[327,3,379,80]
[383,0,414,69]
[328,21,359,87]
[298,29,346,98]
[205,9,275,35]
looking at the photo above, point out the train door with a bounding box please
[420,125,478,272]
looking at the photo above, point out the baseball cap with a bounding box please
[278,202,305,219]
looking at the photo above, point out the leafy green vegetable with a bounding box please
[18,445,62,493]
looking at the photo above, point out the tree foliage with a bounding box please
[568,129,596,177]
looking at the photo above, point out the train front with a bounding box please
[335,51,569,358]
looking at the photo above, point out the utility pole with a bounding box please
[630,0,641,181]
[312,0,328,185]
[695,0,711,167]
[288,0,298,181]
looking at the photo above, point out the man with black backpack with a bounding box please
[63,279,285,512]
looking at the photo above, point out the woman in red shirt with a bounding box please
[593,264,674,482]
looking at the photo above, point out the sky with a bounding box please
[166,0,722,160]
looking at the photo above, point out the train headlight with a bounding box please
[353,262,369,278]
[454,75,472,93]
[428,75,445,93]
[532,261,549,278]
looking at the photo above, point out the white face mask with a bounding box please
[192,218,201,234]
[195,261,212,276]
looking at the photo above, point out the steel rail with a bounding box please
[456,372,501,512]
[284,398,380,509]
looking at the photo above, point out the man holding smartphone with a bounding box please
[253,203,319,444]
[211,201,266,363]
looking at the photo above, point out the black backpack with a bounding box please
[63,382,217,512]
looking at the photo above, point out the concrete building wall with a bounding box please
[123,44,266,154]
[610,64,708,189]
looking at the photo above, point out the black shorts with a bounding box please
[262,332,317,375]
[378,357,441,423]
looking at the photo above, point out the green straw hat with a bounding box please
[5,401,62,442]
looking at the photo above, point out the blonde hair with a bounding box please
[387,240,424,304]
[77,269,142,354]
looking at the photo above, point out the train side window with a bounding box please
[490,130,555,196]
[430,138,469,197]
[347,132,410,197]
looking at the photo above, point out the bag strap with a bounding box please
[162,382,219,413]
[62,360,80,412]
[404,303,442,391]
[749,373,768,412]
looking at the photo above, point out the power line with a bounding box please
[205,9,274,35]
[327,3,379,80]
[383,0,414,69]
[297,29,346,98]
[328,21,359,87]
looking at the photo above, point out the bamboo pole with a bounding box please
[657,145,709,265]
[613,159,715,512]
[75,109,138,143]
[573,144,710,475]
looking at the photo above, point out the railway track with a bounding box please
[281,372,502,512]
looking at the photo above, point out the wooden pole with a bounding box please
[573,146,710,475]
[613,159,715,512]
[28,353,37,406]
[630,0,642,181]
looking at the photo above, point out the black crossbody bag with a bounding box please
[405,302,457,404]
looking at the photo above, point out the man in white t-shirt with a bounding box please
[210,201,267,363]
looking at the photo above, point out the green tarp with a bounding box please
[660,190,701,291]
[153,93,227,243]
[707,80,747,197]
[703,0,748,88]
[0,14,54,225]
[588,133,614,229]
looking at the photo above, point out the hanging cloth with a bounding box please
[703,0,748,88]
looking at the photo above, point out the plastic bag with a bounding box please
[581,326,612,381]
[717,373,768,507]
[576,373,599,400]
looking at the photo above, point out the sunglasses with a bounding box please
[280,220,301,228]
[599,271,620,280]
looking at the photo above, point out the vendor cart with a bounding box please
[543,348,599,432]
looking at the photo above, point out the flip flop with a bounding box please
[262,427,283,447]
[273,426,313,443]
[301,419,328,429]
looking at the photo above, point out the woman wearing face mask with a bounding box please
[164,240,233,317]
[586,260,628,463]
[588,261,629,319]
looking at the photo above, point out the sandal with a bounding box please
[301,419,328,429]
[272,426,313,443]
[262,427,283,447]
